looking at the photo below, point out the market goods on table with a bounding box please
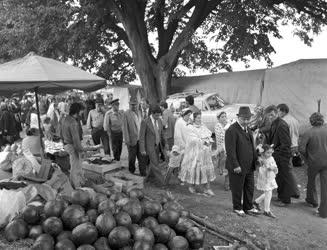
[4,187,205,249]
[44,140,65,155]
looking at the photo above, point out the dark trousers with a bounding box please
[307,165,327,218]
[111,130,123,161]
[275,157,299,203]
[127,141,147,176]
[165,137,174,151]
[91,127,110,155]
[229,170,254,211]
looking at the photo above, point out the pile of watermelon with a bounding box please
[4,188,205,249]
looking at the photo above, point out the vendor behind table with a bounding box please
[61,102,102,188]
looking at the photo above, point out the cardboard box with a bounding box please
[105,170,144,192]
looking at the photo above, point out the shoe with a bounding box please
[274,201,289,207]
[305,198,318,208]
[204,189,215,196]
[263,211,277,219]
[188,186,196,194]
[233,209,246,217]
[291,194,300,199]
[245,208,261,215]
[253,201,261,211]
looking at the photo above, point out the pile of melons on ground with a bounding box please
[4,188,205,249]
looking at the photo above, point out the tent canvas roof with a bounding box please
[262,59,327,123]
[171,69,265,104]
[0,52,106,96]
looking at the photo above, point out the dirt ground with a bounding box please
[143,162,327,250]
[1,143,326,249]
[116,144,327,250]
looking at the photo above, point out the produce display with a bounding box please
[44,140,65,154]
[86,156,114,165]
[4,188,205,250]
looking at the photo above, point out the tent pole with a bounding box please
[34,87,45,158]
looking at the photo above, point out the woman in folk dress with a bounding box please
[179,112,216,196]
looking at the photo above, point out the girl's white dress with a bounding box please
[179,124,216,185]
[256,156,278,191]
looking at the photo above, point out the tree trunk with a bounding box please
[130,40,174,104]
[134,61,173,104]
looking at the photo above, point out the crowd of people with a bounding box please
[1,92,327,220]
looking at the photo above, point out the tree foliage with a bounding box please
[0,0,327,99]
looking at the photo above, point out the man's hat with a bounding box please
[237,106,253,118]
[95,98,104,105]
[110,98,119,105]
[129,97,138,105]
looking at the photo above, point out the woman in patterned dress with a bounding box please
[214,111,230,190]
[179,112,216,196]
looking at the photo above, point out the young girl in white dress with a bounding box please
[254,144,278,218]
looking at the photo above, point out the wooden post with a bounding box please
[318,99,321,113]
[34,87,45,158]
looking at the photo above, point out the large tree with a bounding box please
[1,0,327,102]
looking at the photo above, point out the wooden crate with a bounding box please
[82,161,123,176]
[105,170,144,192]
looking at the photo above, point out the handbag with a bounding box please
[292,152,304,167]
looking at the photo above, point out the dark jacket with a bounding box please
[225,122,257,173]
[267,117,292,160]
[299,124,327,168]
[139,117,165,155]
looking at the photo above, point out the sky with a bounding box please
[210,26,327,73]
[132,25,327,84]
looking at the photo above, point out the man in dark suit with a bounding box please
[160,101,176,150]
[139,105,165,177]
[123,98,147,176]
[225,106,260,216]
[265,105,299,206]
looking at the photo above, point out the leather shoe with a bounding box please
[305,199,318,208]
[253,201,261,211]
[245,208,261,215]
[233,209,246,217]
[263,211,277,219]
[291,194,300,199]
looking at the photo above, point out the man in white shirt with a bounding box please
[277,104,300,153]
[87,98,110,156]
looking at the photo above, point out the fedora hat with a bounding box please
[237,106,253,118]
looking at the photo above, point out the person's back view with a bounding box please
[299,113,327,218]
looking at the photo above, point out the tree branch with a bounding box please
[107,0,125,23]
[157,0,196,59]
[165,0,222,66]
[105,19,130,48]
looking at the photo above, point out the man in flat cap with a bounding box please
[123,97,147,176]
[87,97,110,156]
[104,99,124,161]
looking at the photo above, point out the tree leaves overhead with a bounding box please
[0,0,327,86]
